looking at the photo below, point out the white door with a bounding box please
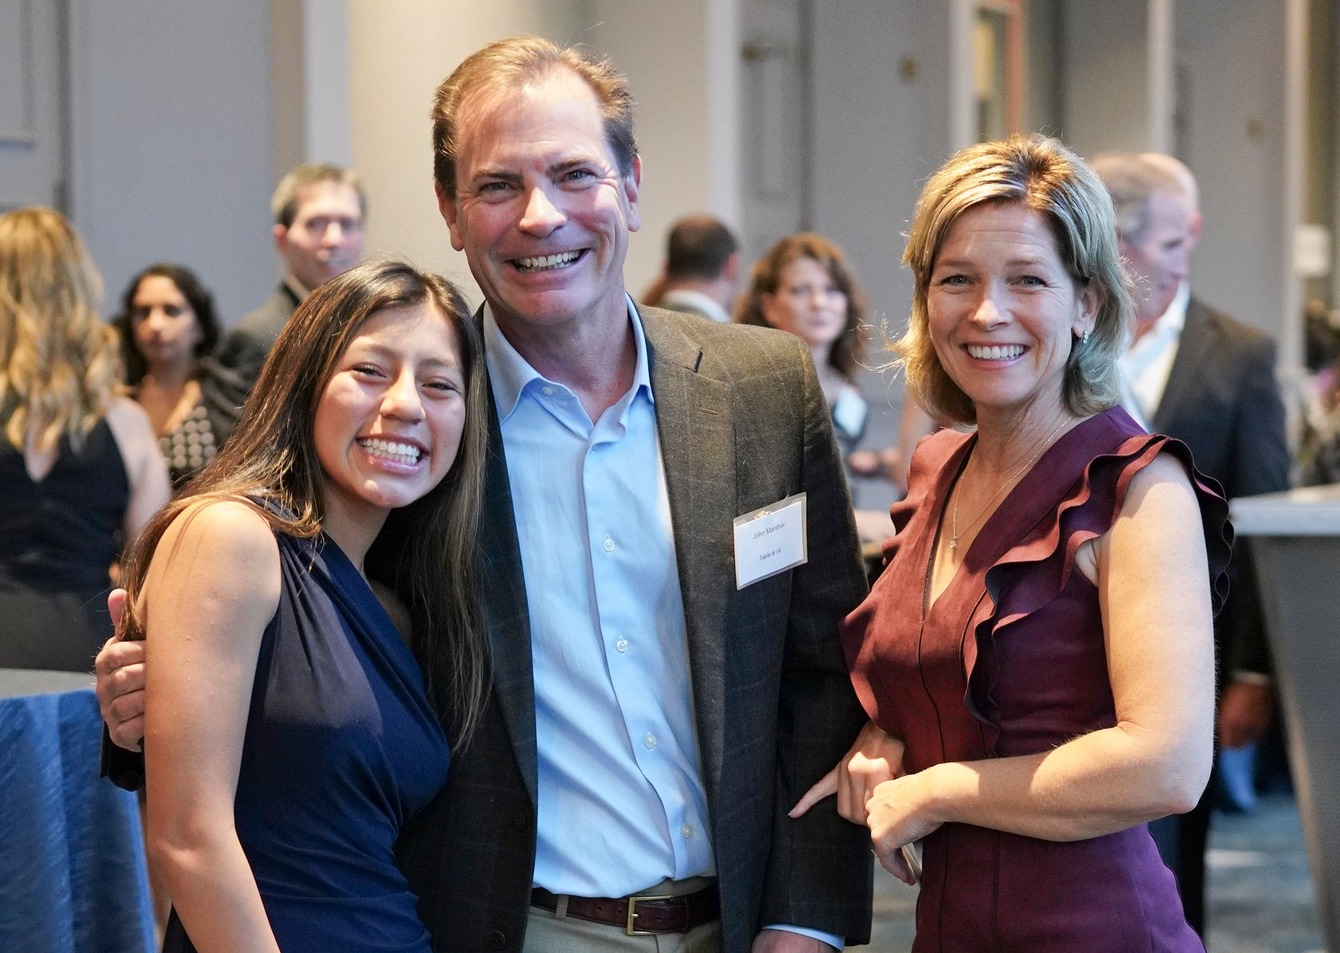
[740,0,811,268]
[0,0,68,213]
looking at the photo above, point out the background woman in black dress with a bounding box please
[0,207,169,672]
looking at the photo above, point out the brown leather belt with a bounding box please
[530,884,720,935]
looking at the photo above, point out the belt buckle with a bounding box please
[625,892,674,935]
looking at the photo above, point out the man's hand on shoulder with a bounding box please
[94,589,147,751]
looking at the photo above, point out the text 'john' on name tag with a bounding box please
[733,492,808,590]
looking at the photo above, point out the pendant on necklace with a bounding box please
[949,536,958,552]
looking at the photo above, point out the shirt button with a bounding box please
[681,824,694,839]
[602,536,615,553]
[542,385,556,396]
[643,732,658,749]
[615,639,629,653]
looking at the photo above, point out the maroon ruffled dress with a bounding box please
[844,407,1231,952]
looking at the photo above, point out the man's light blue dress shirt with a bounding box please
[483,301,842,949]
[484,302,713,897]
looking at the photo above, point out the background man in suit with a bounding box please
[642,214,741,323]
[98,35,871,953]
[1093,151,1291,936]
[210,163,367,405]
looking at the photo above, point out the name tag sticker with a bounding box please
[733,492,808,589]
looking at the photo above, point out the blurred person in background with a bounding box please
[210,163,367,413]
[737,232,899,540]
[642,214,740,323]
[115,264,227,486]
[1094,151,1291,935]
[0,207,169,672]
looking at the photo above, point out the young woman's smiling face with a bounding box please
[314,302,467,528]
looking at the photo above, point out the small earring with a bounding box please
[1081,329,1090,344]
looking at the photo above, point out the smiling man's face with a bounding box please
[437,68,641,340]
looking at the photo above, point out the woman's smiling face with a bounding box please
[927,201,1097,424]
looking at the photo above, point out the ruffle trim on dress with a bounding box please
[963,430,1234,741]
[981,431,1232,627]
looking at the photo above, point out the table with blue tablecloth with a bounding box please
[0,669,156,953]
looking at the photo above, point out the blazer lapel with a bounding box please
[1154,298,1215,431]
[478,344,539,805]
[643,310,733,803]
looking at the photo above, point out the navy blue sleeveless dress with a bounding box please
[162,529,449,953]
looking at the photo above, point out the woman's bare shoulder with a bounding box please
[148,498,281,604]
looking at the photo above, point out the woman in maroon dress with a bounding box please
[795,134,1230,951]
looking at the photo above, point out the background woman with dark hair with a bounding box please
[0,207,170,672]
[736,232,872,457]
[118,257,489,953]
[737,232,900,539]
[115,264,226,485]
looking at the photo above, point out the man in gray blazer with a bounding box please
[1094,151,1290,936]
[99,35,872,953]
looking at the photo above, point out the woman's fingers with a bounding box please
[788,766,839,818]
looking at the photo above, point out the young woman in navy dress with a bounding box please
[118,257,488,953]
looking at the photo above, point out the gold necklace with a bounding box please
[949,416,1070,553]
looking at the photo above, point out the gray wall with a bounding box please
[69,0,276,323]
[1058,0,1154,155]
[1175,0,1291,340]
[811,1,952,341]
[46,0,1305,368]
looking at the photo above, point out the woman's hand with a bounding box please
[790,721,905,824]
[867,771,942,884]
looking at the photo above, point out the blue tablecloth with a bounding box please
[0,671,155,953]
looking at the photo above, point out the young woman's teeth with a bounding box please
[967,344,1024,360]
[360,438,421,464]
[515,251,580,272]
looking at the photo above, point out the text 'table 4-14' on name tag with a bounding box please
[733,492,808,589]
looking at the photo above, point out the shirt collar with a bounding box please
[1152,281,1190,337]
[659,288,732,324]
[484,293,653,422]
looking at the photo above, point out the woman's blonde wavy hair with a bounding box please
[0,207,119,453]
